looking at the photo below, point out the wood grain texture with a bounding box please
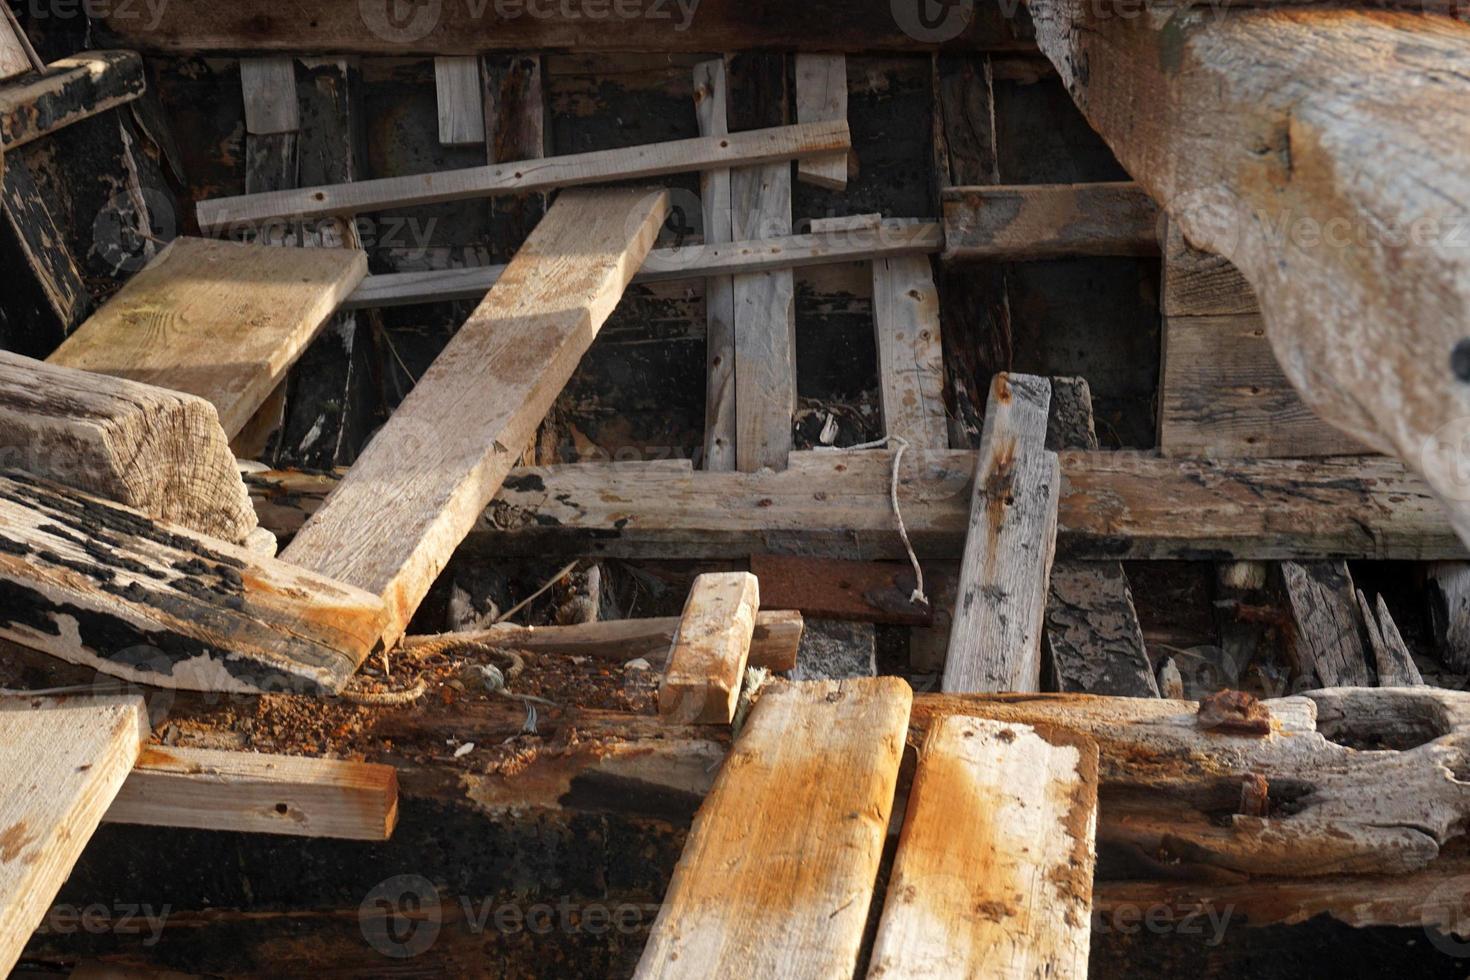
[0,694,148,976]
[1282,560,1372,687]
[749,554,934,625]
[942,182,1158,261]
[635,677,912,979]
[0,471,387,693]
[1025,5,1470,545]
[945,374,1061,693]
[1427,561,1470,672]
[0,13,29,80]
[0,51,146,151]
[197,120,850,231]
[1161,219,1258,317]
[1,351,256,545]
[794,54,847,189]
[281,189,669,644]
[694,58,737,472]
[659,572,759,725]
[434,56,484,146]
[50,237,367,439]
[240,57,298,135]
[1359,591,1425,687]
[873,255,948,449]
[107,746,398,841]
[868,716,1098,980]
[2,149,90,332]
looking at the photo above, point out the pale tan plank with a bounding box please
[873,254,948,449]
[659,572,760,725]
[0,694,149,976]
[694,58,737,472]
[868,716,1098,979]
[795,54,848,190]
[50,237,367,439]
[0,12,30,80]
[732,161,796,472]
[635,677,912,979]
[942,182,1158,260]
[280,188,669,644]
[240,57,298,135]
[107,746,398,841]
[435,56,485,146]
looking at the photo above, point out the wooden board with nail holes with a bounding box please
[635,677,912,979]
[872,254,948,450]
[749,554,934,626]
[280,189,669,647]
[659,572,760,725]
[694,57,737,472]
[49,237,367,440]
[868,716,1098,979]
[0,694,149,977]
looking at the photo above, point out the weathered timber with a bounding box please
[0,351,256,546]
[694,57,736,471]
[0,12,29,81]
[2,146,89,333]
[434,56,484,146]
[280,189,668,645]
[1025,5,1470,544]
[106,746,398,841]
[1281,561,1373,688]
[868,716,1098,979]
[0,51,146,151]
[239,57,299,136]
[0,471,387,694]
[1358,591,1425,687]
[1161,219,1258,318]
[635,678,912,978]
[0,694,148,977]
[873,253,949,449]
[945,374,1060,693]
[748,554,933,626]
[794,54,847,189]
[941,182,1159,261]
[658,572,759,725]
[1427,561,1470,672]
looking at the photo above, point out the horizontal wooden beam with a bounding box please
[941,181,1158,261]
[0,51,145,151]
[198,121,849,231]
[341,221,943,310]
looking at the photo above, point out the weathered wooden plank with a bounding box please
[49,237,367,440]
[868,716,1098,980]
[941,182,1159,261]
[481,53,548,253]
[1358,591,1425,687]
[0,351,256,546]
[434,56,484,146]
[240,57,299,135]
[1281,561,1372,688]
[197,121,850,232]
[794,54,847,190]
[0,51,146,151]
[635,677,912,979]
[659,572,759,725]
[280,189,668,645]
[0,472,387,693]
[944,374,1060,693]
[0,694,148,977]
[1161,220,1258,317]
[106,746,398,841]
[1427,561,1470,672]
[932,55,999,188]
[342,221,943,310]
[694,57,736,472]
[873,254,948,449]
[749,554,933,626]
[0,12,30,80]
[1025,4,1470,544]
[1,147,90,333]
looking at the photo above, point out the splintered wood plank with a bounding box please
[873,254,948,449]
[49,237,367,439]
[749,554,933,626]
[435,56,484,146]
[868,716,1098,980]
[106,746,398,841]
[1359,592,1425,688]
[659,572,760,725]
[694,58,737,472]
[281,188,668,644]
[197,120,850,231]
[635,677,913,979]
[944,374,1060,693]
[1282,561,1372,688]
[2,148,90,332]
[0,472,387,693]
[794,54,847,190]
[240,58,299,135]
[0,351,257,546]
[0,51,146,151]
[0,694,149,976]
[941,182,1158,261]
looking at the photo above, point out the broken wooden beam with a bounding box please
[0,471,387,693]
[1359,591,1425,687]
[941,181,1158,261]
[280,188,669,646]
[1024,4,1470,544]
[944,374,1060,693]
[1281,561,1373,688]
[635,677,911,978]
[106,746,398,841]
[0,694,148,976]
[197,121,848,232]
[0,51,146,151]
[869,716,1098,979]
[658,572,760,725]
[49,237,368,440]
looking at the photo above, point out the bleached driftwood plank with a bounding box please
[0,472,387,693]
[635,677,912,979]
[107,746,398,841]
[873,254,948,449]
[1282,561,1372,688]
[694,58,737,471]
[659,572,760,725]
[941,182,1158,261]
[0,351,256,546]
[240,57,298,135]
[281,189,668,644]
[49,237,367,439]
[434,56,484,145]
[0,694,148,976]
[794,54,847,190]
[944,374,1060,693]
[197,120,850,231]
[868,716,1098,980]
